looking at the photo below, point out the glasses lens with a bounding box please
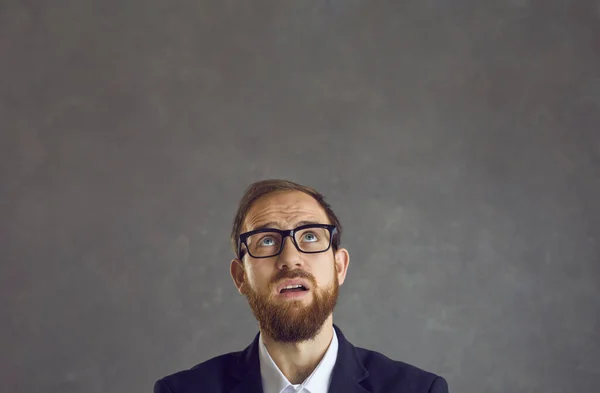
[245,226,332,257]
[294,227,331,253]
[246,231,283,257]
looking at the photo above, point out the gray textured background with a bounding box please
[1,1,599,392]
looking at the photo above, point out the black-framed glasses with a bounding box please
[238,224,337,259]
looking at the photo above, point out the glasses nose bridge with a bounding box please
[278,229,300,254]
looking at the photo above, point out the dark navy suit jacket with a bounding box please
[154,325,449,393]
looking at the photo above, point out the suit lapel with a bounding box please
[229,373,263,393]
[329,325,371,393]
[229,333,264,393]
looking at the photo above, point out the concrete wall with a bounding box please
[2,1,599,392]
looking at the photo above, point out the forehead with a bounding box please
[243,191,330,231]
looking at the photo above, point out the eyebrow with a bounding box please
[251,220,323,231]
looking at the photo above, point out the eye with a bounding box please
[302,232,318,242]
[259,236,277,247]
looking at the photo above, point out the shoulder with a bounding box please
[154,351,241,393]
[354,346,448,393]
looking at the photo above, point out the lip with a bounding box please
[277,290,309,299]
[275,279,311,294]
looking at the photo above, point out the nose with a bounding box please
[276,236,303,269]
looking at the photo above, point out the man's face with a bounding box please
[230,190,349,342]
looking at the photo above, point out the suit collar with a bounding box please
[229,324,370,393]
[330,325,370,393]
[229,332,263,393]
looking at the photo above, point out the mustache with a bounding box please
[271,269,315,285]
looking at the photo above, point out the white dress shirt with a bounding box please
[258,327,339,393]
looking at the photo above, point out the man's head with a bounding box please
[229,180,350,343]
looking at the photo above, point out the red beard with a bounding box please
[242,266,339,343]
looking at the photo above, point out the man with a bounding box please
[154,179,449,393]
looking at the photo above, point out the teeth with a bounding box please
[283,284,304,290]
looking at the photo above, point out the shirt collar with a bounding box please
[258,327,339,393]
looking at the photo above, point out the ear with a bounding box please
[230,258,246,295]
[333,247,350,286]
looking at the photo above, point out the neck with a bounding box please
[260,316,335,384]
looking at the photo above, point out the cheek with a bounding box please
[244,265,272,290]
[314,260,337,287]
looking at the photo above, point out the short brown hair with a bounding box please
[230,179,343,258]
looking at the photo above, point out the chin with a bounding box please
[288,300,310,308]
[275,298,308,307]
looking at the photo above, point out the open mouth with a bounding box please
[279,284,309,294]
